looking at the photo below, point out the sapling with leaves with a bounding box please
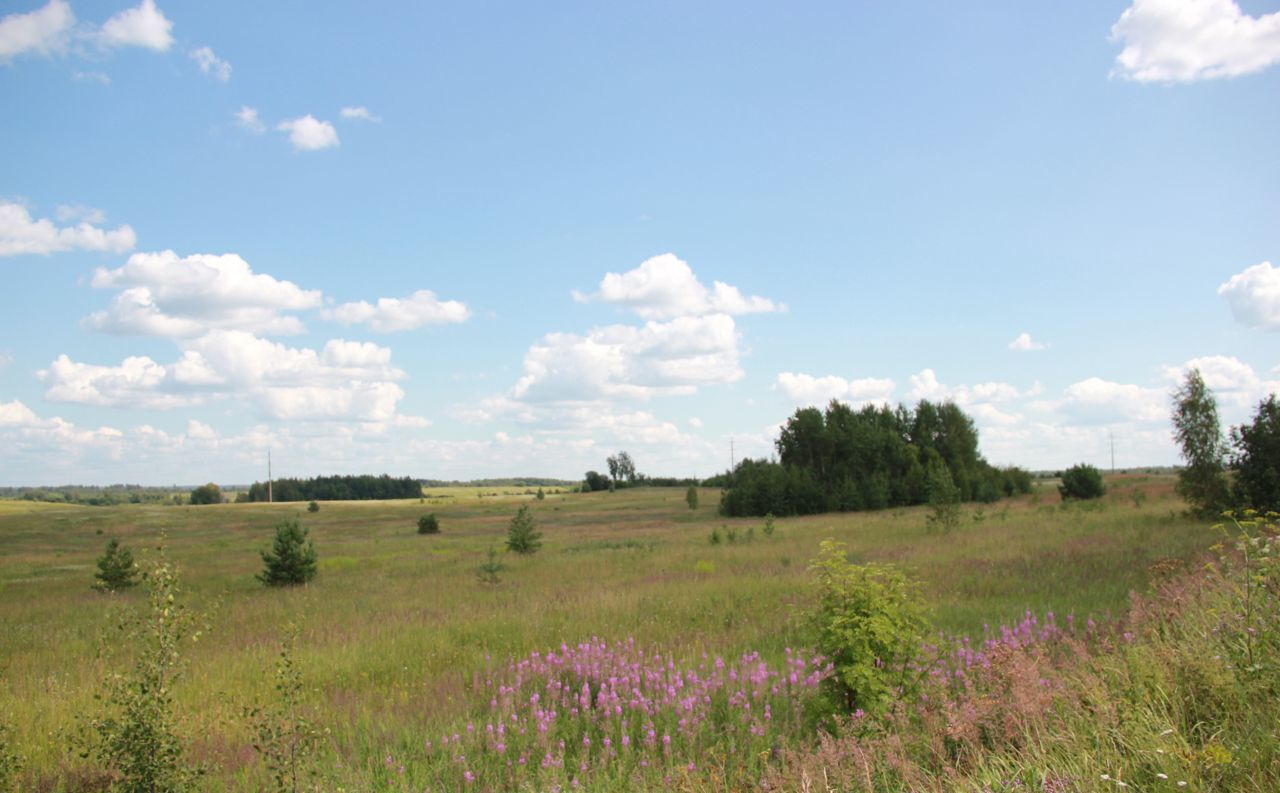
[245,625,324,793]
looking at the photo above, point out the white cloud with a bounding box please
[85,250,322,337]
[905,369,1023,406]
[1008,331,1046,351]
[511,314,743,403]
[0,200,136,257]
[190,45,230,81]
[1059,377,1168,424]
[0,0,74,61]
[235,106,265,134]
[775,372,896,406]
[324,290,470,332]
[340,106,381,122]
[41,330,408,422]
[56,203,106,224]
[573,253,783,320]
[1163,354,1280,411]
[277,115,339,151]
[1218,261,1280,330]
[72,70,110,84]
[98,0,173,52]
[688,417,703,428]
[1111,0,1280,82]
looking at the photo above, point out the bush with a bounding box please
[535,487,546,501]
[307,500,319,513]
[81,540,202,791]
[686,485,699,510]
[417,513,440,534]
[93,538,139,592]
[505,506,542,554]
[763,513,776,537]
[476,547,504,585]
[1058,463,1105,500]
[244,626,322,793]
[188,482,221,505]
[257,520,317,586]
[808,540,929,715]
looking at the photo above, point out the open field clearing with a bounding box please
[0,476,1219,789]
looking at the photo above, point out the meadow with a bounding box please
[0,475,1221,790]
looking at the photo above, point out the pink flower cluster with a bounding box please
[422,637,830,788]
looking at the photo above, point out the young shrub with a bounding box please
[476,547,504,585]
[686,485,699,510]
[925,462,961,533]
[808,540,929,715]
[80,540,203,791]
[417,513,440,534]
[93,538,139,592]
[535,487,546,501]
[258,520,318,587]
[745,525,755,543]
[709,527,722,546]
[762,512,776,537]
[726,526,738,544]
[245,626,323,793]
[505,505,542,554]
[307,500,319,513]
[1058,463,1105,500]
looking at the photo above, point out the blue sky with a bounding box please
[1,0,1278,485]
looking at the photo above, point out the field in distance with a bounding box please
[0,473,1213,788]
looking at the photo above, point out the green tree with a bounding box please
[535,487,546,501]
[476,547,504,585]
[1231,394,1280,512]
[306,500,319,513]
[505,505,542,554]
[1171,368,1230,515]
[188,482,222,505]
[685,485,699,510]
[94,538,139,592]
[257,520,317,587]
[924,461,960,533]
[808,540,929,714]
[1059,463,1105,500]
[81,541,203,792]
[417,513,440,534]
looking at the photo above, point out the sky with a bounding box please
[1,0,1278,486]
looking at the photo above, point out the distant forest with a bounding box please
[244,474,421,502]
[720,400,1034,517]
[419,478,579,488]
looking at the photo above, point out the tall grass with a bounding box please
[0,477,1220,789]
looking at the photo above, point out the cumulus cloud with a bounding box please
[905,369,1022,405]
[1163,354,1280,410]
[324,290,470,332]
[1059,377,1168,424]
[235,106,265,133]
[277,115,339,151]
[1008,332,1046,351]
[190,45,229,81]
[85,250,322,337]
[775,372,896,406]
[1218,261,1280,330]
[511,314,743,403]
[0,200,136,257]
[340,106,380,122]
[0,0,74,61]
[41,330,408,422]
[1111,0,1280,82]
[98,0,173,52]
[573,253,783,320]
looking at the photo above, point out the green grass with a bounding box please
[0,475,1214,789]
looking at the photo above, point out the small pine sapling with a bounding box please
[417,513,440,535]
[94,538,139,592]
[476,547,504,585]
[505,506,542,554]
[258,520,318,587]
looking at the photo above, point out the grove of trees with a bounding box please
[720,400,1032,517]
[245,474,421,503]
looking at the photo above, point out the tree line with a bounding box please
[719,400,1032,517]
[244,474,421,503]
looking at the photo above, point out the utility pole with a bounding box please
[267,448,273,503]
[730,438,735,472]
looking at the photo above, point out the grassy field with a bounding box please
[0,475,1216,789]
